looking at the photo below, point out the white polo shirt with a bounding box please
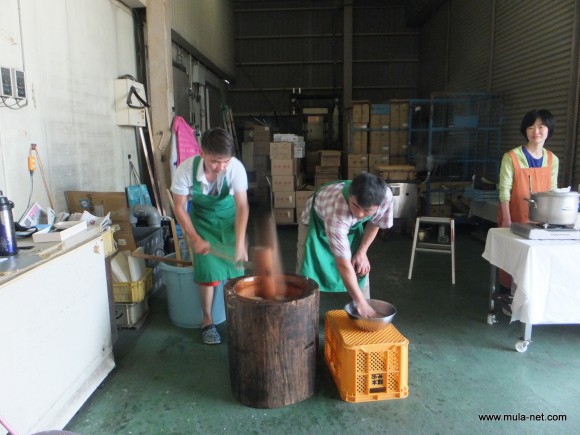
[170,155,248,197]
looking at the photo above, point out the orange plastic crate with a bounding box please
[324,310,409,403]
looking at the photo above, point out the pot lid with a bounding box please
[532,190,579,198]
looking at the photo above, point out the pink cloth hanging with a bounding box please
[173,116,201,166]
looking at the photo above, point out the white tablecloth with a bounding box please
[482,228,580,325]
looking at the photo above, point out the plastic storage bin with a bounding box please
[324,310,409,403]
[113,268,153,303]
[159,253,226,328]
[115,298,149,328]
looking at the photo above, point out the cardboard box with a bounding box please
[349,123,368,154]
[370,114,390,128]
[347,168,368,180]
[295,188,315,209]
[243,125,271,142]
[270,159,297,176]
[65,191,136,251]
[315,165,340,175]
[274,208,295,224]
[253,141,270,156]
[346,153,369,168]
[315,175,339,188]
[318,150,342,167]
[271,175,297,192]
[390,100,409,128]
[352,101,370,123]
[369,154,390,171]
[296,206,306,223]
[375,165,416,181]
[273,191,296,208]
[270,142,293,159]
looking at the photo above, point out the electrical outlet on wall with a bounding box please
[1,67,13,97]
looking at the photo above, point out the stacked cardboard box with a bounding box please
[369,104,390,167]
[389,100,409,165]
[344,153,369,180]
[313,150,342,188]
[295,186,315,224]
[242,125,271,204]
[270,138,305,224]
[344,100,370,154]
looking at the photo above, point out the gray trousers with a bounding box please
[296,220,370,298]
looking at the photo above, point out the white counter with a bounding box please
[0,230,115,434]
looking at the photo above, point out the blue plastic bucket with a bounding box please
[159,253,226,328]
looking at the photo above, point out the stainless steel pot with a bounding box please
[525,191,580,225]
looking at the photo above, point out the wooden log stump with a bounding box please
[224,274,320,408]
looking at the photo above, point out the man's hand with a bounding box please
[192,237,210,255]
[355,299,378,318]
[352,252,371,277]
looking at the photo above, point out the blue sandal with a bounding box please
[201,324,221,345]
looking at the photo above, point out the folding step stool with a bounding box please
[408,216,455,285]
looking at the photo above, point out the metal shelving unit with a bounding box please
[407,93,503,216]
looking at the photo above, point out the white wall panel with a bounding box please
[0,0,139,216]
[171,0,235,79]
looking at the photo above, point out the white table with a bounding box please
[482,228,580,352]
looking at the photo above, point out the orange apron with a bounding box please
[497,149,553,288]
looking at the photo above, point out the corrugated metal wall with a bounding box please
[419,0,579,186]
[418,2,448,96]
[492,0,577,186]
[447,0,492,92]
[231,0,420,117]
[352,2,419,101]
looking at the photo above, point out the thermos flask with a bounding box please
[0,191,18,256]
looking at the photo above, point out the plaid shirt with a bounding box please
[299,182,393,259]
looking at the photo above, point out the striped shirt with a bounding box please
[299,182,393,259]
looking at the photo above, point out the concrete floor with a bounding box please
[66,222,580,434]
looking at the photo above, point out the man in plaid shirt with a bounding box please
[297,173,393,317]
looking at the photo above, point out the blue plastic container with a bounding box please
[160,253,226,328]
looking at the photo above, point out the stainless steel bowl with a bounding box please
[344,299,397,332]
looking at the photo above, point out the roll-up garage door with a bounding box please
[447,0,493,92]
[492,0,577,186]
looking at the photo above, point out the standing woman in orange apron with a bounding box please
[497,109,559,293]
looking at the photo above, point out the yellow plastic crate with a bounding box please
[113,268,153,303]
[324,310,409,403]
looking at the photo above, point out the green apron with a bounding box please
[300,181,369,292]
[189,155,243,283]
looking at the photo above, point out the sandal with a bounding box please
[201,324,221,345]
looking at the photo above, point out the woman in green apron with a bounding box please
[297,173,393,318]
[171,128,249,344]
